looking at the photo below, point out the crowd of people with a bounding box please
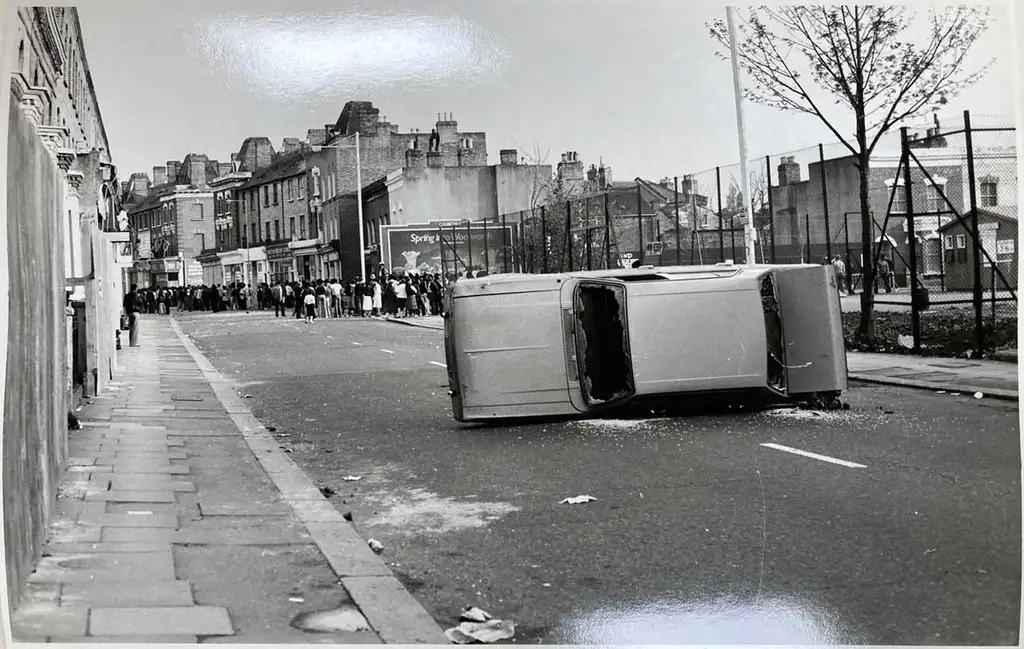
[140,271,450,322]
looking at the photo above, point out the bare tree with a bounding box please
[708,6,991,339]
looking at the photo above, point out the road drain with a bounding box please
[290,605,371,633]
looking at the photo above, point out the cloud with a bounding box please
[192,11,511,100]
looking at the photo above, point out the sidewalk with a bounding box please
[386,316,1018,401]
[10,315,446,644]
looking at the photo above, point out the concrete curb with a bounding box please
[384,317,443,331]
[168,318,448,644]
[848,373,1019,402]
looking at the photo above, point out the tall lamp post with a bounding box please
[726,6,758,266]
[312,132,366,282]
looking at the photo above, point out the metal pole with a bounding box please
[540,206,548,273]
[819,143,832,260]
[604,193,612,269]
[964,110,984,356]
[586,198,593,270]
[466,219,473,275]
[355,132,366,282]
[727,5,757,265]
[805,213,811,262]
[566,200,574,272]
[483,218,489,273]
[900,127,921,353]
[716,167,724,261]
[636,183,644,265]
[674,176,681,264]
[844,212,854,294]
[502,213,509,273]
[766,156,775,263]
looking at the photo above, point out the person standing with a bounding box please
[372,276,383,317]
[239,283,250,312]
[303,285,317,323]
[123,284,142,347]
[272,282,285,317]
[831,255,847,296]
[315,280,329,319]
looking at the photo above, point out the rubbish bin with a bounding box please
[912,287,930,310]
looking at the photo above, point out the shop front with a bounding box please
[290,238,320,281]
[319,242,339,279]
[148,257,181,288]
[266,243,293,286]
[197,250,222,286]
[219,250,244,286]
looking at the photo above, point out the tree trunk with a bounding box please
[856,148,875,339]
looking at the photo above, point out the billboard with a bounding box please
[381,222,515,276]
[137,230,152,259]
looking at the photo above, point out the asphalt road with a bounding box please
[176,310,1021,645]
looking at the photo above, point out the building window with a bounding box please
[274,220,280,241]
[891,185,906,213]
[264,222,270,242]
[299,180,305,198]
[251,223,257,245]
[287,179,294,201]
[997,238,1015,263]
[980,179,998,207]
[273,183,279,205]
[926,184,945,213]
[290,217,296,239]
[300,215,306,239]
[242,194,247,213]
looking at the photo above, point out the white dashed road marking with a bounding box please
[351,342,363,346]
[760,443,867,469]
[430,361,447,368]
[380,349,395,354]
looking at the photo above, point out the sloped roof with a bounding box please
[238,149,307,190]
[937,204,1018,231]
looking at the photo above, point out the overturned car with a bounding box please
[443,263,848,422]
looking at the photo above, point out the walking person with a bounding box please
[831,255,847,296]
[293,281,304,319]
[315,280,329,319]
[372,276,383,317]
[239,283,250,312]
[123,284,142,347]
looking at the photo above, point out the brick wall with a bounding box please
[4,94,68,611]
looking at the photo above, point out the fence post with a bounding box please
[731,218,736,263]
[585,198,593,271]
[844,212,855,294]
[501,213,508,273]
[819,144,832,260]
[674,176,681,264]
[716,167,724,262]
[636,182,644,265]
[805,213,811,262]
[765,156,776,262]
[964,110,984,356]
[604,192,611,269]
[566,200,573,272]
[466,219,473,275]
[541,205,548,273]
[900,126,921,354]
[483,218,489,273]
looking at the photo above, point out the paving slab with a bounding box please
[89,606,234,636]
[49,542,173,553]
[100,526,179,543]
[85,490,177,503]
[198,499,293,516]
[62,580,194,607]
[28,550,176,583]
[112,464,191,475]
[110,477,194,492]
[50,635,199,643]
[11,603,89,639]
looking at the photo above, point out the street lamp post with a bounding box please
[726,5,758,266]
[312,133,366,282]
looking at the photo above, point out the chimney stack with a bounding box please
[777,156,801,186]
[405,148,426,170]
[153,166,166,185]
[426,150,444,168]
[500,149,518,166]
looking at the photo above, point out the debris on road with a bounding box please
[342,511,353,522]
[319,486,336,498]
[924,548,936,556]
[244,394,252,399]
[974,392,984,399]
[267,425,277,432]
[560,495,597,505]
[342,475,362,481]
[367,539,384,554]
[460,606,492,623]
[289,597,305,603]
[445,619,515,644]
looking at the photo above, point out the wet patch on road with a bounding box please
[363,487,520,536]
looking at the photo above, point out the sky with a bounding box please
[75,0,1018,186]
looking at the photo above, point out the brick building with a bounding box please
[124,153,222,287]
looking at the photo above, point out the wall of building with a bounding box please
[4,94,69,612]
[175,193,215,263]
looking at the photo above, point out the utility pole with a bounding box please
[727,6,757,265]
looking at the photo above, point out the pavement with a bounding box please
[385,315,1019,401]
[173,310,1021,645]
[10,314,447,644]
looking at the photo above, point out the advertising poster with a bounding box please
[382,223,515,276]
[137,230,152,259]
